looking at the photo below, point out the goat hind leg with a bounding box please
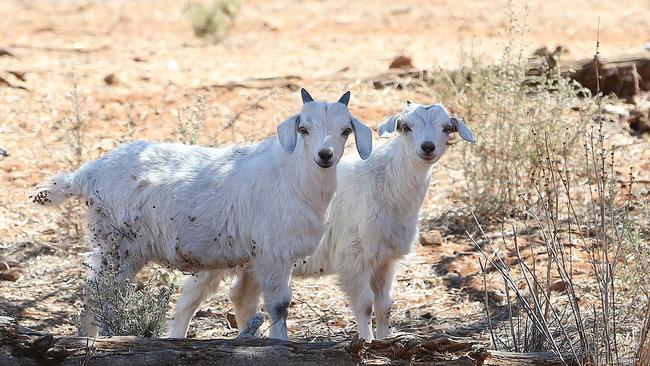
[340,269,374,342]
[229,270,261,336]
[371,261,396,340]
[168,270,224,338]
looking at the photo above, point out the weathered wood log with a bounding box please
[366,52,650,98]
[528,52,650,97]
[0,317,585,365]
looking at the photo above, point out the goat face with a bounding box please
[277,89,372,168]
[378,102,475,164]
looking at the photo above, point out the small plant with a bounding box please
[176,95,208,145]
[470,100,649,365]
[58,84,89,238]
[189,0,240,41]
[432,14,599,222]
[82,262,175,337]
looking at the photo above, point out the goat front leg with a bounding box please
[229,270,261,336]
[254,259,292,340]
[371,260,396,339]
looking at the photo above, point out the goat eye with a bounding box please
[298,127,309,135]
[401,125,412,133]
[342,128,352,136]
[443,125,454,134]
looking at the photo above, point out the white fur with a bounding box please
[32,91,372,340]
[177,102,475,342]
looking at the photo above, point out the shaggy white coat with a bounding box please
[32,90,372,340]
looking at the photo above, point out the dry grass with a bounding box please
[431,15,599,222]
[468,59,649,364]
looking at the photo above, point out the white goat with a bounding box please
[174,102,474,341]
[31,89,373,340]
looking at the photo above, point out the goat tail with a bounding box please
[30,171,82,206]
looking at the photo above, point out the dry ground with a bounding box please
[1,0,649,342]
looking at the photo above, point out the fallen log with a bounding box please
[528,52,650,97]
[0,317,585,365]
[367,52,650,98]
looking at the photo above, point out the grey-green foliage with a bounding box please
[83,265,174,337]
[433,39,599,221]
[176,95,208,145]
[190,0,240,41]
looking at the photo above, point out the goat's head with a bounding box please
[378,102,474,164]
[277,88,372,168]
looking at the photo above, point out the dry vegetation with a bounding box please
[1,1,649,365]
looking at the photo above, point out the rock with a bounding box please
[550,280,567,292]
[0,148,8,158]
[420,230,443,246]
[389,55,413,69]
[629,110,650,134]
[133,56,147,62]
[0,269,23,282]
[103,73,119,85]
[629,95,650,134]
[194,309,217,318]
[166,59,179,72]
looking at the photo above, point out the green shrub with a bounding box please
[190,0,240,41]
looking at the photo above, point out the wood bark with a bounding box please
[0,317,589,366]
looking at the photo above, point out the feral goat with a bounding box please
[32,89,372,340]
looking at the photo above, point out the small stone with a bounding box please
[194,309,216,318]
[550,280,567,292]
[103,73,119,85]
[0,268,23,282]
[420,230,443,246]
[389,55,413,69]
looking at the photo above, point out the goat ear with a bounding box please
[277,114,300,153]
[301,88,314,104]
[377,115,401,138]
[451,116,475,143]
[337,91,351,106]
[351,118,372,160]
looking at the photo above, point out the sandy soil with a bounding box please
[1,0,649,342]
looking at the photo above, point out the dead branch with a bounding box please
[0,317,591,366]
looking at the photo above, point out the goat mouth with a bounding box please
[315,159,334,168]
[418,154,436,162]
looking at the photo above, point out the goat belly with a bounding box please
[167,237,253,272]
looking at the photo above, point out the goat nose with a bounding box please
[318,148,334,162]
[421,141,435,153]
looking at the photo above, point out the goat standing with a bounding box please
[32,89,372,340]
